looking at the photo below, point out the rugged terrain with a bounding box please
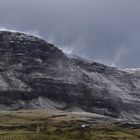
[0,30,140,121]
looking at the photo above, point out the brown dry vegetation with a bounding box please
[0,109,140,140]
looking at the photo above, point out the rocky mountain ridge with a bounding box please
[0,31,140,121]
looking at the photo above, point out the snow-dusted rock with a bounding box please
[0,31,140,121]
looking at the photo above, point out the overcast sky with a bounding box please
[0,0,140,68]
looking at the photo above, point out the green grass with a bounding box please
[0,110,140,140]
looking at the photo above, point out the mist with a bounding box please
[0,0,140,68]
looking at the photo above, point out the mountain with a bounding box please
[0,31,140,121]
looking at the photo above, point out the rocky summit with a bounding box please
[0,31,140,121]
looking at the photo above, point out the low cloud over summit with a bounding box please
[0,0,140,68]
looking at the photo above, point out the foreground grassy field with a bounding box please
[0,109,140,140]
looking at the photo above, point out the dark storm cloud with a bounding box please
[0,0,140,68]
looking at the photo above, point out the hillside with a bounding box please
[0,31,140,121]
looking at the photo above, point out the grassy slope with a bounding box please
[0,109,140,140]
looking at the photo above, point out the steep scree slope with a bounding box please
[0,31,140,121]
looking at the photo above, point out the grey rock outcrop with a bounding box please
[0,31,140,121]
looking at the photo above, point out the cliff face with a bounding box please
[0,31,140,121]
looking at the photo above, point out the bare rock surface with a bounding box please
[0,31,140,121]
